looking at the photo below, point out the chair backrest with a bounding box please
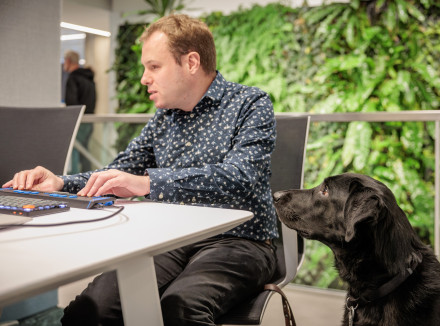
[217,114,310,325]
[270,114,310,287]
[0,105,84,184]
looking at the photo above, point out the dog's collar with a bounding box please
[347,251,423,306]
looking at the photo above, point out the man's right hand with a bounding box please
[2,166,64,192]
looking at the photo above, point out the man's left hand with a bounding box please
[78,169,150,198]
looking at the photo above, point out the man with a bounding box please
[63,50,96,172]
[4,14,278,326]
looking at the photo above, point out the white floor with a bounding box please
[59,279,346,326]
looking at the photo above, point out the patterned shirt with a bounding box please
[62,72,278,241]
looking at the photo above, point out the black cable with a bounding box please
[0,205,125,229]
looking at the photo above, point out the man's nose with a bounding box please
[141,73,151,85]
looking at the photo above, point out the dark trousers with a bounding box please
[61,236,276,326]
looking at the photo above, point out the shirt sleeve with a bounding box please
[61,120,157,193]
[147,93,276,205]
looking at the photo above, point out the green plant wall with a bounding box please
[112,0,440,289]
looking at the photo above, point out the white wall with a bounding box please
[0,0,61,106]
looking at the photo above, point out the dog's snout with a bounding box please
[273,191,283,202]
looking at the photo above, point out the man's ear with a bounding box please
[344,182,382,242]
[186,51,200,74]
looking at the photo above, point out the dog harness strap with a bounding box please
[264,284,296,326]
[349,252,423,306]
[345,252,422,324]
[360,252,423,304]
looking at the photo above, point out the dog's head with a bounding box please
[273,173,408,247]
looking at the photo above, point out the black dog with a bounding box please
[273,173,440,326]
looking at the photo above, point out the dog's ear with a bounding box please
[344,181,382,242]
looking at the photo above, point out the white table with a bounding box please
[0,200,253,325]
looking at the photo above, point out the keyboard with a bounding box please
[0,188,115,209]
[0,192,69,217]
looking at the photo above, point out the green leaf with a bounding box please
[345,15,356,48]
[353,122,372,170]
[350,0,360,10]
[303,5,338,25]
[341,122,372,170]
[341,122,357,167]
[395,0,409,24]
[373,166,396,181]
[401,122,424,156]
[310,93,343,114]
[406,2,426,22]
[384,3,397,32]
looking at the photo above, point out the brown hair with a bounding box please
[140,14,216,74]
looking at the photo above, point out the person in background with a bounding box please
[63,50,96,173]
[5,15,278,326]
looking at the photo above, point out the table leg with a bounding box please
[116,254,164,326]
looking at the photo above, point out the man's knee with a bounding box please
[61,295,99,326]
[161,290,214,326]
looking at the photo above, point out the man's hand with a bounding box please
[2,166,64,192]
[78,169,150,198]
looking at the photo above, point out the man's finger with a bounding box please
[80,171,114,197]
[2,180,13,188]
[78,172,99,196]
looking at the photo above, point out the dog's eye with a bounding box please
[320,185,329,197]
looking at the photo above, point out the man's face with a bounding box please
[63,58,70,72]
[140,32,191,110]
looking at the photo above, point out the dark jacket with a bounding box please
[65,68,96,114]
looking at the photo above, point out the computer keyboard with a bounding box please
[0,188,115,209]
[0,192,69,217]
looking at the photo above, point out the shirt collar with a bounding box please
[164,71,226,116]
[201,71,226,105]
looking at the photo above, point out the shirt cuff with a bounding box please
[146,167,174,201]
[60,174,87,193]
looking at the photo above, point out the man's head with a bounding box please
[140,14,217,111]
[63,50,80,73]
[140,14,216,75]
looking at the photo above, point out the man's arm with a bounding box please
[62,119,157,194]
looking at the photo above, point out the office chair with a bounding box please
[217,114,310,325]
[0,105,85,184]
[0,105,84,322]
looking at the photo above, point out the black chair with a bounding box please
[0,105,84,322]
[217,114,310,325]
[0,105,85,184]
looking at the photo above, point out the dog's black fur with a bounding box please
[273,173,440,326]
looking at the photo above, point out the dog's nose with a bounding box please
[273,191,283,202]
